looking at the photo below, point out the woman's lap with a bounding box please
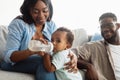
[1,56,56,80]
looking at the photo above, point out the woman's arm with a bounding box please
[64,53,98,80]
[10,49,34,62]
[64,48,98,80]
[64,52,78,73]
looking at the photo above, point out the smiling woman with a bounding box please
[0,0,57,80]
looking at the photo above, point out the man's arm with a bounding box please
[77,58,98,80]
[43,53,56,72]
[66,47,99,80]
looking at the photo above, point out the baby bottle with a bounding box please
[28,40,53,53]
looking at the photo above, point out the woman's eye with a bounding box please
[33,9,39,14]
[43,8,49,13]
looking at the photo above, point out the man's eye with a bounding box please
[101,23,115,29]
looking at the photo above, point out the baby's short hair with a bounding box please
[55,27,74,45]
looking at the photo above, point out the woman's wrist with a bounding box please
[26,49,34,55]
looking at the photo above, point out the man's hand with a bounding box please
[77,59,98,80]
[85,64,98,80]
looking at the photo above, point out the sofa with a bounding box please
[0,25,91,80]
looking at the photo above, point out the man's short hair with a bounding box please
[99,12,117,21]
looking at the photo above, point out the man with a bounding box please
[75,12,120,80]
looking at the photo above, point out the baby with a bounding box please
[43,27,82,80]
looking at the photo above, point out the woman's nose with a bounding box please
[38,12,44,18]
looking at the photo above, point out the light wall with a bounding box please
[52,0,120,34]
[0,0,120,34]
[0,0,23,25]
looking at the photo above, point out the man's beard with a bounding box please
[104,32,117,43]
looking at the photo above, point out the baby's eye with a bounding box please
[56,39,61,43]
[51,39,54,42]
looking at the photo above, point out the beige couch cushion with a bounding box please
[0,70,34,80]
[72,28,89,48]
[0,25,8,61]
[0,25,35,80]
